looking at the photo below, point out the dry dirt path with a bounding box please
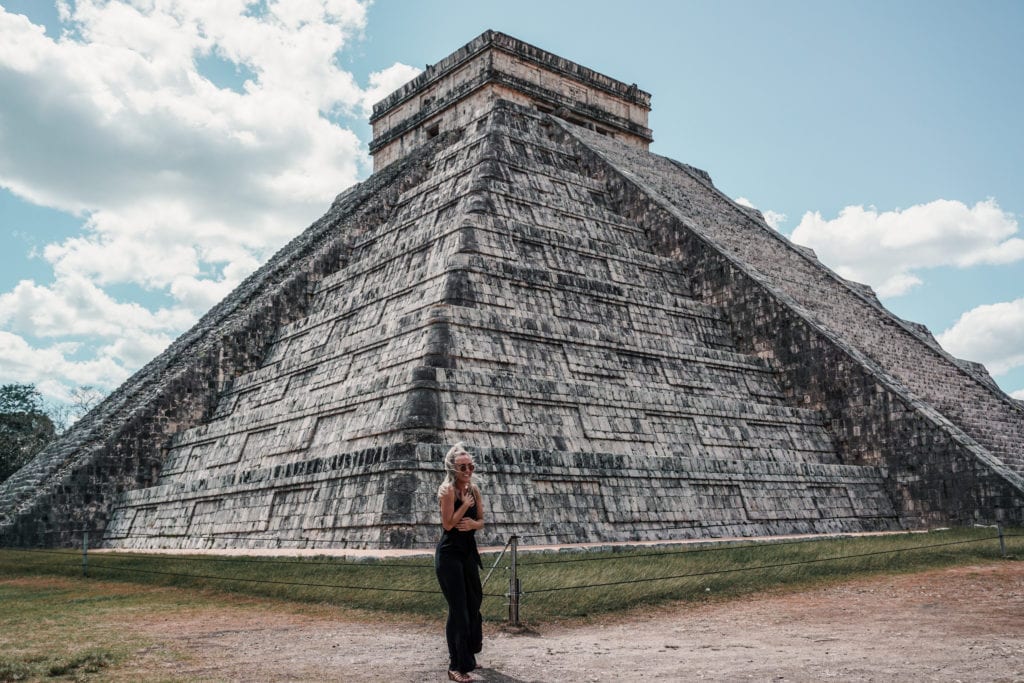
[114,562,1024,682]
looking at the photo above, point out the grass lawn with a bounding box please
[0,577,191,682]
[0,527,1019,680]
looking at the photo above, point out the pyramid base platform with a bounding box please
[102,443,902,550]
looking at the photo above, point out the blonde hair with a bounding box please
[437,442,476,499]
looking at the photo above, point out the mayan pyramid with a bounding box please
[2,31,1022,550]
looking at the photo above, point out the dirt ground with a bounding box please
[112,562,1023,682]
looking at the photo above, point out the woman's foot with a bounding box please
[447,671,474,682]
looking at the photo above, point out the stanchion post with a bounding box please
[82,529,88,578]
[998,524,1006,558]
[508,535,520,626]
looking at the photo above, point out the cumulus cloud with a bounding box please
[938,297,1024,376]
[1012,389,1024,400]
[0,276,192,340]
[360,62,422,115]
[0,331,134,401]
[734,197,787,230]
[0,2,419,400]
[0,274,181,384]
[791,199,1024,297]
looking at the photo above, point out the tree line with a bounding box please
[0,383,104,483]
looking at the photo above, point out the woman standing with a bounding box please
[435,443,485,683]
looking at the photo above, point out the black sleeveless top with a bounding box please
[437,489,482,567]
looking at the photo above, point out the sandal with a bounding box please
[447,671,474,682]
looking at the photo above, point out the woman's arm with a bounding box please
[456,485,485,531]
[440,487,475,531]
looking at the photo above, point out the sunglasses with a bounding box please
[457,463,475,472]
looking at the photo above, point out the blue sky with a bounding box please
[1,0,1022,404]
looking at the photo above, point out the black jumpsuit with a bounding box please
[435,491,483,674]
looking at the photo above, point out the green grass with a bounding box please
[45,650,115,678]
[513,527,1021,620]
[0,527,1019,679]
[0,578,152,682]
[1,547,452,617]
[1,527,1019,627]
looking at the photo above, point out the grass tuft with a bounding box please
[0,658,32,682]
[46,650,115,677]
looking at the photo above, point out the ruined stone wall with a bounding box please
[105,441,896,550]
[11,30,1013,551]
[559,120,1024,525]
[100,103,902,549]
[9,97,1005,550]
[420,107,850,463]
[0,137,451,547]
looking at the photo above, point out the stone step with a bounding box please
[105,443,897,549]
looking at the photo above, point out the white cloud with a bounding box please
[360,62,422,115]
[938,298,1024,376]
[0,3,371,231]
[734,197,786,230]
[762,210,787,231]
[791,199,1024,297]
[0,331,132,401]
[0,276,192,340]
[0,273,183,396]
[1012,389,1024,400]
[0,2,420,398]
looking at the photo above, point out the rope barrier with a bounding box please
[7,528,438,549]
[0,547,504,599]
[0,548,83,559]
[2,528,1014,622]
[522,535,1002,594]
[44,559,504,599]
[12,514,901,546]
[0,546,435,569]
[74,560,453,595]
[517,535,838,566]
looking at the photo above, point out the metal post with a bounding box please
[998,524,1006,558]
[82,530,88,578]
[508,535,520,626]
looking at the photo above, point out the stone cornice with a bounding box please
[370,30,650,122]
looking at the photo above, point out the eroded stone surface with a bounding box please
[1,32,1020,550]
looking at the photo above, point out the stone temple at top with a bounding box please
[1,31,1022,549]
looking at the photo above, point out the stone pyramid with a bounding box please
[2,31,1022,549]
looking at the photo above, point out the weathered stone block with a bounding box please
[2,32,1021,550]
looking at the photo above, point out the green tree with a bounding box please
[0,383,56,483]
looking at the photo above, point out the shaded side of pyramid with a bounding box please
[557,118,1024,517]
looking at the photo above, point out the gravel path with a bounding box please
[115,562,1024,682]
